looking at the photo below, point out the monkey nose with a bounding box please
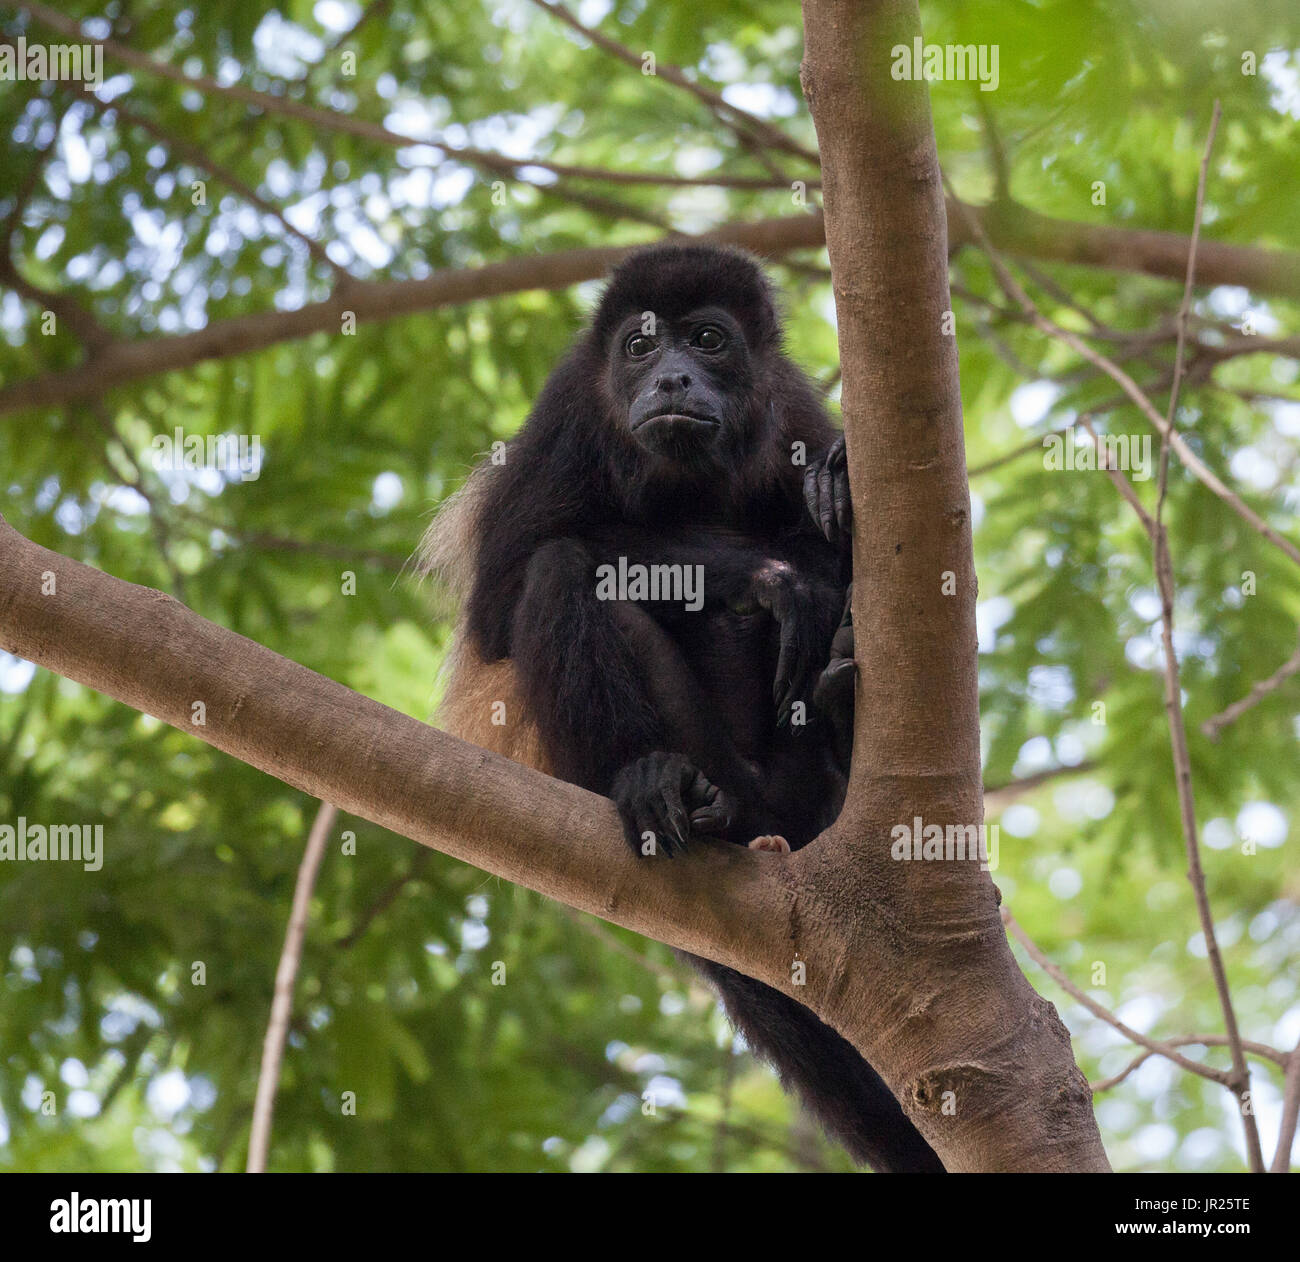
[655,372,692,392]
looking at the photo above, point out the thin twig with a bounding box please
[1018,106,1265,1171]
[1091,1034,1287,1093]
[1013,257,1120,338]
[968,110,1267,1167]
[248,801,337,1172]
[982,759,1098,810]
[1201,636,1300,740]
[1078,416,1155,532]
[557,905,683,985]
[299,0,392,81]
[334,849,431,949]
[1155,101,1221,527]
[975,92,1011,201]
[968,424,1074,479]
[942,172,1300,570]
[1272,1037,1300,1172]
[525,0,819,167]
[1147,104,1263,1171]
[1001,907,1232,1086]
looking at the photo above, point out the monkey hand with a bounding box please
[751,561,825,729]
[611,752,737,858]
[812,584,855,769]
[803,434,852,550]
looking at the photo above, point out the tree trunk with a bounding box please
[795,0,1109,1170]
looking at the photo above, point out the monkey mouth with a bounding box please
[632,412,720,432]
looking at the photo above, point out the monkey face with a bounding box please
[608,307,756,463]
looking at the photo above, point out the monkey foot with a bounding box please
[747,834,791,854]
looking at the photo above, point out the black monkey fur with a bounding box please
[428,243,944,1173]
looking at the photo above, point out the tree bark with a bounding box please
[796,0,1110,1170]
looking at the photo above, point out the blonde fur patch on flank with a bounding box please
[420,461,550,774]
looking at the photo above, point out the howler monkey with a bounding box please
[423,243,943,1173]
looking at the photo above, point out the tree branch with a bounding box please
[1149,108,1263,1169]
[982,760,1098,811]
[334,850,430,950]
[1026,108,1265,1167]
[0,217,829,416]
[6,187,1296,419]
[0,513,798,986]
[972,197,1300,300]
[1154,101,1220,530]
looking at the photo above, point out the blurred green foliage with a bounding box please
[0,0,1297,1172]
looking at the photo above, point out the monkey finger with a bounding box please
[619,799,661,858]
[779,622,819,727]
[687,775,733,835]
[644,802,680,857]
[773,644,793,706]
[689,798,733,835]
[659,775,691,848]
[773,637,799,722]
[817,462,836,542]
[813,655,856,709]
[802,465,823,535]
[642,773,682,855]
[828,584,854,657]
[833,472,852,537]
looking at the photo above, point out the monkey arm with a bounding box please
[509,537,662,790]
[583,526,846,729]
[511,536,812,854]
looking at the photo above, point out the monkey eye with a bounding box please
[692,326,726,351]
[625,334,657,358]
